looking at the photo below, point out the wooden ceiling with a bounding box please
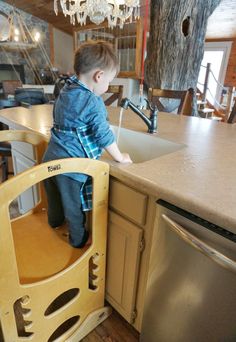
[3,0,236,39]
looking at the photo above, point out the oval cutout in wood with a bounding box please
[44,288,79,316]
[47,316,80,342]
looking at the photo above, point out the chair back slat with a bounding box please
[148,88,194,115]
[2,80,22,98]
[104,85,123,106]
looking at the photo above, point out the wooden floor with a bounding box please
[0,159,140,341]
[82,308,139,342]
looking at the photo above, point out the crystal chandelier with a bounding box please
[54,0,140,28]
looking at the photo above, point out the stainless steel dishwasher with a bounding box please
[140,200,236,342]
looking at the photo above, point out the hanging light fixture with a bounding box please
[0,8,41,50]
[54,0,140,28]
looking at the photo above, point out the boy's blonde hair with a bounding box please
[74,40,119,75]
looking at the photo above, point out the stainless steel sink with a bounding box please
[105,125,185,163]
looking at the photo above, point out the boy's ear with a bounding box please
[94,70,104,83]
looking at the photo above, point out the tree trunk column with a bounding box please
[145,0,221,91]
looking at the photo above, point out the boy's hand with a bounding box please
[119,153,132,164]
[105,142,133,163]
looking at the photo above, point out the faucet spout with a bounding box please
[120,97,157,134]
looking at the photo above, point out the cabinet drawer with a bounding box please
[109,179,147,225]
[11,141,36,161]
[12,149,39,214]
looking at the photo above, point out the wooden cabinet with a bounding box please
[109,178,148,225]
[74,20,143,78]
[106,178,150,326]
[106,211,143,322]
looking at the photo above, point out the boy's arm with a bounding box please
[105,142,132,163]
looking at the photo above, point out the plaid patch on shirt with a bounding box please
[80,181,93,211]
[77,125,102,159]
[53,124,102,211]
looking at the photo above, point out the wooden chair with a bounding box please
[148,88,194,116]
[2,80,22,98]
[0,130,111,341]
[53,76,70,99]
[104,85,123,106]
[227,101,236,124]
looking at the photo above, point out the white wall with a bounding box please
[103,77,140,106]
[53,28,74,74]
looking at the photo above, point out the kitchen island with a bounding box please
[1,103,236,331]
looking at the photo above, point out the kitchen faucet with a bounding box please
[120,97,158,133]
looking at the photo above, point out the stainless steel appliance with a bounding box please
[141,200,236,342]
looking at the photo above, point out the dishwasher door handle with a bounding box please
[162,214,236,274]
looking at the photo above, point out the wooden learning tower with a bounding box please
[0,130,111,341]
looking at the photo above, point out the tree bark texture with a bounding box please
[145,0,221,90]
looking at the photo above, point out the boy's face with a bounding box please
[93,68,117,96]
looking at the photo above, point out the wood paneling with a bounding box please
[225,39,236,86]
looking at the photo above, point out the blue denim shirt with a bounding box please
[43,75,115,210]
[43,75,114,177]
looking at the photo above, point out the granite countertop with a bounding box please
[1,103,236,232]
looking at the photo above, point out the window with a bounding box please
[198,41,232,107]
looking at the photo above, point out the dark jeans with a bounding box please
[44,174,88,248]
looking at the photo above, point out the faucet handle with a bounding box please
[120,97,130,109]
[144,99,158,113]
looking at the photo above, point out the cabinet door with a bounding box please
[12,149,39,214]
[106,211,143,323]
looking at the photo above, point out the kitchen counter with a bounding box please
[1,103,236,233]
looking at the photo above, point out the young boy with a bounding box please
[43,41,132,248]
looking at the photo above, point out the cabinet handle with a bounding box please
[162,214,236,274]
